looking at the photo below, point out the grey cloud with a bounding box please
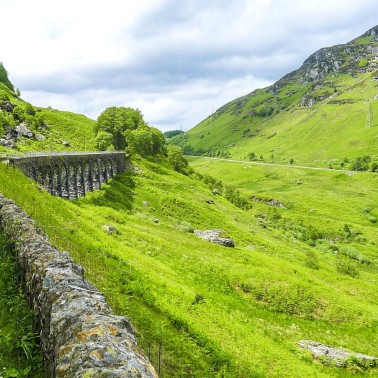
[11,0,378,134]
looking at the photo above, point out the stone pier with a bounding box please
[9,151,128,199]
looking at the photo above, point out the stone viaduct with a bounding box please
[8,151,128,199]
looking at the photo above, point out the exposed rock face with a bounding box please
[298,340,377,367]
[0,195,158,378]
[263,25,378,108]
[0,101,14,112]
[0,120,48,148]
[0,138,17,149]
[194,229,235,247]
[15,122,34,138]
[250,196,285,209]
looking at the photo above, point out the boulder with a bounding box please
[0,138,17,149]
[0,101,13,112]
[102,225,120,235]
[15,122,34,138]
[194,229,235,248]
[34,133,46,141]
[298,340,377,367]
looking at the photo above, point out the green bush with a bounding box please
[358,58,369,67]
[305,250,320,270]
[224,185,252,210]
[367,215,377,223]
[336,257,359,277]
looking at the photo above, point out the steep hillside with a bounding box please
[0,66,96,154]
[171,26,378,168]
[1,158,377,377]
[0,43,377,377]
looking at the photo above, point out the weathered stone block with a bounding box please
[0,194,158,377]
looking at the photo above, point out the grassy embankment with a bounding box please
[0,156,377,377]
[0,233,44,377]
[1,81,97,154]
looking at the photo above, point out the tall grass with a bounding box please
[0,160,377,377]
[0,233,44,377]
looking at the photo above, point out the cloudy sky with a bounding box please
[1,1,378,131]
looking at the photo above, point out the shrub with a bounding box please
[224,185,252,210]
[367,215,377,223]
[336,257,359,277]
[167,145,189,174]
[358,58,369,67]
[248,152,257,161]
[305,250,320,270]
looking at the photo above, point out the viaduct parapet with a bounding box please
[8,151,128,199]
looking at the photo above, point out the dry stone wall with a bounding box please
[0,194,158,378]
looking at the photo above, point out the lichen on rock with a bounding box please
[0,194,158,377]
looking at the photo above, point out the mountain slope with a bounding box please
[1,159,378,377]
[171,26,378,168]
[0,43,377,377]
[0,66,96,153]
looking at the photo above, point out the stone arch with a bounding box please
[83,160,93,193]
[105,157,114,180]
[9,152,128,199]
[99,158,108,184]
[60,162,70,199]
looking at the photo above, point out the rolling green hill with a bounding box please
[1,155,378,377]
[170,26,378,169]
[0,72,96,154]
[0,28,378,377]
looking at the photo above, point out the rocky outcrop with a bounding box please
[250,196,285,209]
[0,194,158,378]
[298,340,377,368]
[194,229,235,247]
[0,122,48,148]
[15,122,34,138]
[0,138,17,149]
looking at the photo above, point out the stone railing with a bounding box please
[8,151,128,199]
[0,194,158,377]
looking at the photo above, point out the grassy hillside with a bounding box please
[1,157,377,377]
[0,81,96,154]
[171,30,378,168]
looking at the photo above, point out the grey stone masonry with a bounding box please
[8,151,129,200]
[0,194,158,378]
[298,340,377,368]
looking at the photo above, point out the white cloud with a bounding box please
[2,0,378,132]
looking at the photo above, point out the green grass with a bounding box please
[0,82,97,153]
[189,157,378,259]
[16,108,97,153]
[1,157,377,377]
[0,233,44,377]
[170,34,378,168]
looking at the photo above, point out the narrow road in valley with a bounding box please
[190,156,354,173]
